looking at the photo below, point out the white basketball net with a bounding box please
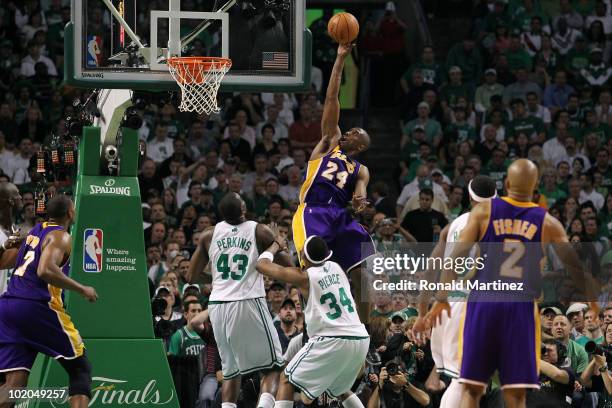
[167,57,232,115]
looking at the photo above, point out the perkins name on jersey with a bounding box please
[215,237,252,251]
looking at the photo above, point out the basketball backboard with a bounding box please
[67,0,311,92]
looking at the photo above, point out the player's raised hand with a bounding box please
[410,316,431,346]
[424,301,451,328]
[352,194,368,213]
[3,226,23,250]
[80,286,98,302]
[269,222,288,251]
[337,43,355,58]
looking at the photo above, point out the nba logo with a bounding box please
[83,229,103,273]
[86,36,102,68]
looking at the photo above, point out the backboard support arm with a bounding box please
[99,0,145,50]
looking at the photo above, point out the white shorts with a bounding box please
[430,301,465,379]
[285,336,369,400]
[209,297,284,379]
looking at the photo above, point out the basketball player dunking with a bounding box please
[428,159,594,408]
[292,43,375,316]
[0,195,98,408]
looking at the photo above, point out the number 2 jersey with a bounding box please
[208,220,263,302]
[304,260,368,338]
[4,222,70,304]
[300,146,362,207]
[472,197,546,301]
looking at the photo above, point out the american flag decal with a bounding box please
[262,52,289,69]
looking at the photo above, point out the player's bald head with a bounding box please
[355,128,370,151]
[0,181,18,199]
[0,182,22,212]
[219,192,245,225]
[47,194,74,220]
[505,159,539,200]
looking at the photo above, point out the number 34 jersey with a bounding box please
[300,146,362,207]
[304,261,368,338]
[208,220,263,302]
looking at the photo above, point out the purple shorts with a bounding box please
[292,204,375,271]
[459,301,540,389]
[0,296,84,372]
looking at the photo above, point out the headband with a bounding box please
[303,236,333,265]
[468,179,497,203]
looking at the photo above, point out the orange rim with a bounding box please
[167,57,232,70]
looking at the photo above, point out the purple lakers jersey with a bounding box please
[5,223,70,303]
[475,197,547,300]
[299,146,362,207]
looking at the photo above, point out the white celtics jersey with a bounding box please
[444,211,477,290]
[444,212,470,256]
[208,221,264,302]
[304,261,368,338]
[0,229,10,295]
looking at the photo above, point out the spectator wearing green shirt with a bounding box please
[564,36,590,79]
[446,185,464,222]
[400,126,428,165]
[582,110,611,145]
[508,98,546,143]
[576,308,605,347]
[401,46,446,88]
[482,149,508,191]
[475,69,505,113]
[541,167,568,208]
[447,106,477,145]
[512,0,550,32]
[439,66,474,114]
[587,148,612,193]
[503,33,533,72]
[552,315,589,376]
[446,37,483,85]
[403,102,443,148]
[168,300,205,357]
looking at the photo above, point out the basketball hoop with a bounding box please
[167,56,232,114]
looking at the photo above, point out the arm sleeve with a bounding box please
[168,331,181,356]
[576,346,589,374]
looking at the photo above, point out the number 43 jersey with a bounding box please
[208,220,264,302]
[304,261,368,338]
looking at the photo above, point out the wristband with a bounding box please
[599,366,608,373]
[258,251,274,262]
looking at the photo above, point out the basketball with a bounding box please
[327,12,359,44]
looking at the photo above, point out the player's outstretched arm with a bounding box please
[310,44,353,161]
[37,231,98,302]
[187,226,213,283]
[543,213,600,306]
[0,249,18,269]
[256,257,308,293]
[352,165,370,213]
[256,223,294,267]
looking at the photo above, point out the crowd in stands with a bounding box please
[0,0,611,407]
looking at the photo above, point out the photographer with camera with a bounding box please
[527,339,575,407]
[152,285,182,350]
[367,360,430,408]
[580,328,612,408]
